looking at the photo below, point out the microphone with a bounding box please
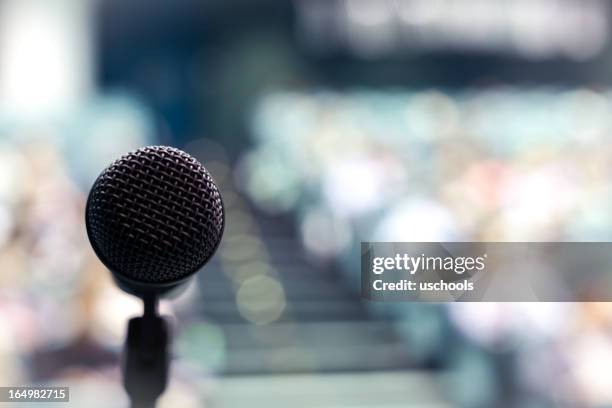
[85,145,224,408]
[85,145,224,298]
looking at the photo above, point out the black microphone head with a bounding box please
[86,146,224,295]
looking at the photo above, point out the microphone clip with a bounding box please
[123,297,169,408]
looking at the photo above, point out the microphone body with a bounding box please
[85,145,224,297]
[85,145,224,407]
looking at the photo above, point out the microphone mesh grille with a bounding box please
[86,146,224,284]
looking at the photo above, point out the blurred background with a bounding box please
[1,0,612,407]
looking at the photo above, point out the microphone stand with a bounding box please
[123,295,170,408]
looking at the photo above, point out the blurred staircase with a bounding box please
[197,209,414,375]
[190,191,446,406]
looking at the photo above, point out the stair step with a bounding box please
[218,321,400,349]
[200,300,367,323]
[221,342,413,375]
[209,371,448,407]
[197,282,355,301]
